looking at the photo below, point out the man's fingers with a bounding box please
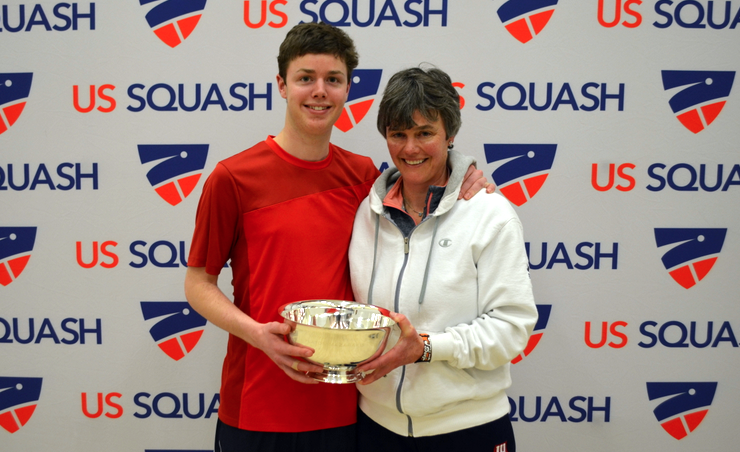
[282,359,323,384]
[286,357,323,374]
[287,343,315,358]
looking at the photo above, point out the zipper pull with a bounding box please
[404,237,409,254]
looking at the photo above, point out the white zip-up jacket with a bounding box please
[348,150,537,437]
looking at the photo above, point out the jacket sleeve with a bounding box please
[430,216,538,370]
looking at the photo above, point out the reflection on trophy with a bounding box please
[280,300,397,384]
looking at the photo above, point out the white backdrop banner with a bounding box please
[2,1,739,451]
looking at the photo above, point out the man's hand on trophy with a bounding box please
[251,321,323,384]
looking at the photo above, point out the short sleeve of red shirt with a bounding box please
[188,162,241,276]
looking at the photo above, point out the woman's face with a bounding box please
[386,111,451,191]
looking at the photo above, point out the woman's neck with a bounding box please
[401,168,449,221]
[401,185,429,216]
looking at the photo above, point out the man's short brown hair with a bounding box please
[277,22,359,81]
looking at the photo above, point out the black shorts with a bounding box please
[356,409,515,452]
[214,418,356,452]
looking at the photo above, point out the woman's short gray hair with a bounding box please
[376,65,461,142]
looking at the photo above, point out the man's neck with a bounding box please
[273,128,332,162]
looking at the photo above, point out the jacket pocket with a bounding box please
[399,362,492,417]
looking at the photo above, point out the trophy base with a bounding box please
[308,365,365,384]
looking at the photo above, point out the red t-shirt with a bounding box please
[188,136,379,432]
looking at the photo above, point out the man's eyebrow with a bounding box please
[294,68,346,76]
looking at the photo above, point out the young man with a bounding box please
[184,22,489,452]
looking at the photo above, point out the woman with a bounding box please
[348,66,538,452]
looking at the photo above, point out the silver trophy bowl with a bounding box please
[280,300,396,384]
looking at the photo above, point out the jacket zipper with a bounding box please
[375,201,432,436]
[378,183,439,437]
[394,230,415,436]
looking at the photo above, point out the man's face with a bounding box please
[277,53,350,139]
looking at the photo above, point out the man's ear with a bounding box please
[277,74,287,99]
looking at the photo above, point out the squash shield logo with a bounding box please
[335,69,382,133]
[0,73,33,137]
[138,144,209,206]
[497,0,558,43]
[512,304,550,364]
[654,228,726,289]
[484,144,556,206]
[662,70,735,133]
[0,227,37,287]
[140,0,207,48]
[647,382,717,440]
[141,301,208,361]
[0,377,43,434]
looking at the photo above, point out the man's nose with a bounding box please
[312,79,327,97]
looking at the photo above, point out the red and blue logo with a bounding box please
[335,69,382,132]
[138,144,209,206]
[141,301,207,361]
[662,70,735,134]
[0,73,33,137]
[647,382,717,440]
[654,228,726,289]
[0,227,37,287]
[139,0,207,48]
[0,377,42,434]
[512,304,551,364]
[496,0,558,43]
[484,144,556,206]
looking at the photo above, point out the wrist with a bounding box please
[415,334,432,363]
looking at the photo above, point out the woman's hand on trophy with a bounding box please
[356,312,424,385]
